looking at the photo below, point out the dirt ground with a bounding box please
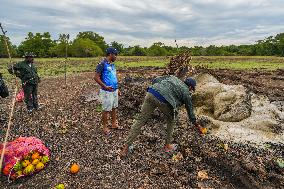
[0,68,283,189]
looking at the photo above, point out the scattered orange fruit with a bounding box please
[70,163,80,174]
[199,127,208,134]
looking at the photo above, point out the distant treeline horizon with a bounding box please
[1,31,284,58]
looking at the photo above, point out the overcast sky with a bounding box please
[1,0,284,47]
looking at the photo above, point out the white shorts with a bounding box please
[99,89,118,111]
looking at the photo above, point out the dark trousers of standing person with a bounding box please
[23,83,38,111]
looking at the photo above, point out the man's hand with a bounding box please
[194,122,202,130]
[104,86,114,91]
[117,89,121,96]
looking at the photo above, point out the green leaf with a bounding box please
[95,104,103,112]
[276,158,284,168]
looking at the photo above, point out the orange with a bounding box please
[31,152,40,160]
[2,168,9,175]
[199,127,208,134]
[2,164,13,175]
[70,163,80,174]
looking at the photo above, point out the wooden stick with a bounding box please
[0,23,12,66]
[0,88,17,171]
[0,23,18,173]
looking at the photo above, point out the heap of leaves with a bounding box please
[119,75,150,118]
[163,52,196,79]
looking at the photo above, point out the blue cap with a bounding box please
[106,47,118,55]
[184,78,196,91]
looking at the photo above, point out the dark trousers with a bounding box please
[23,83,38,110]
[126,93,175,145]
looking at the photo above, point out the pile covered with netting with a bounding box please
[0,137,50,180]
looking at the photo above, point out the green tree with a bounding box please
[163,45,178,55]
[147,42,168,56]
[70,38,103,57]
[76,31,107,52]
[110,41,124,54]
[275,33,284,56]
[49,34,71,57]
[130,45,146,56]
[17,32,55,57]
[0,35,17,58]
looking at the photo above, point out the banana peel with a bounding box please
[55,184,65,189]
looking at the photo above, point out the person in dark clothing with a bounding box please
[0,73,9,98]
[8,52,40,114]
[119,75,201,158]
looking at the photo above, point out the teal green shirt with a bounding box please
[150,75,196,124]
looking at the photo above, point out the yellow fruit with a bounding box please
[21,160,31,167]
[16,170,23,176]
[41,156,49,164]
[36,162,45,170]
[31,152,40,160]
[23,164,35,175]
[32,159,40,165]
[70,163,80,174]
[55,184,65,189]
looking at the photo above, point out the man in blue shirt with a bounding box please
[94,47,120,135]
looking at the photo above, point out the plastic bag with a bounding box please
[16,89,24,102]
[0,137,50,180]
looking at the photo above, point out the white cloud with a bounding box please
[2,20,28,29]
[1,0,284,46]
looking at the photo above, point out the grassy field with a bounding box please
[0,56,283,79]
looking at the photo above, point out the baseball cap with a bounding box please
[106,47,118,55]
[184,78,197,91]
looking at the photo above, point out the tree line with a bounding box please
[1,31,284,58]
